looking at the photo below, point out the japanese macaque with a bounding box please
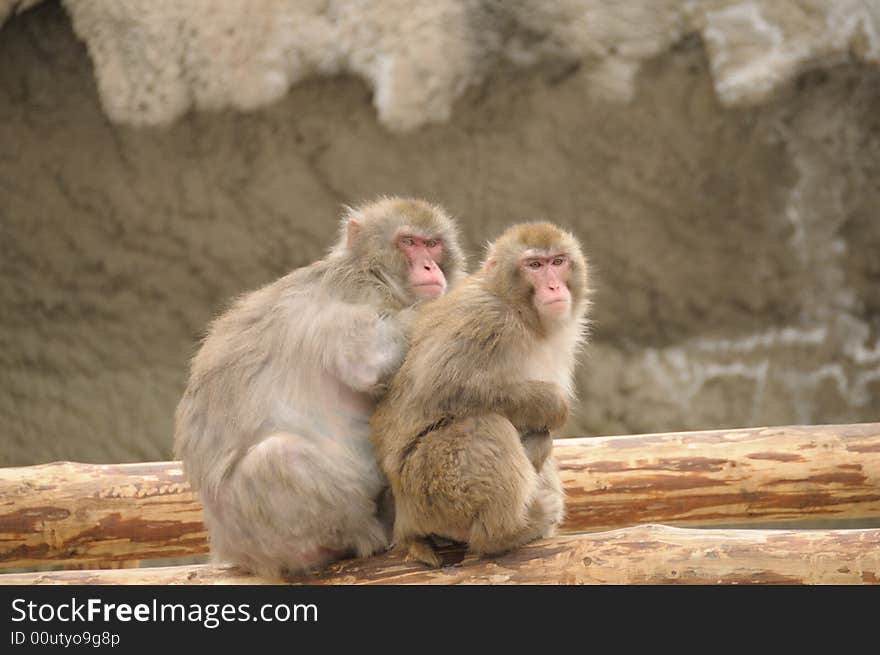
[371,222,590,568]
[174,197,464,579]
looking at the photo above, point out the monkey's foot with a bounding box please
[404,538,442,568]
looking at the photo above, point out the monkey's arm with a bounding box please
[491,380,569,433]
[435,379,568,434]
[317,302,410,394]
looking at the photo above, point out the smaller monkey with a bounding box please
[371,222,591,567]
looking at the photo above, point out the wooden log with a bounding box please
[0,461,205,570]
[1,422,878,570]
[1,524,878,585]
[557,422,880,532]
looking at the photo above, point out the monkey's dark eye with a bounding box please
[425,239,439,248]
[401,237,415,247]
[528,261,542,269]
[552,257,565,266]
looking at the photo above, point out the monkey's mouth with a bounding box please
[413,282,446,293]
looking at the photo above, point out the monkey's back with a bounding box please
[174,258,379,496]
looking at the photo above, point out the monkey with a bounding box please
[173,197,465,579]
[370,222,590,568]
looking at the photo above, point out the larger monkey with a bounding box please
[174,198,464,579]
[371,222,590,567]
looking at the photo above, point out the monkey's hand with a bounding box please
[338,311,410,395]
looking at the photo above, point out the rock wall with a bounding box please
[1,1,878,466]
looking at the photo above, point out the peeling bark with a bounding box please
[557,422,880,532]
[0,461,205,569]
[2,524,877,585]
[0,423,877,571]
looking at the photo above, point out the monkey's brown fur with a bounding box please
[371,222,590,567]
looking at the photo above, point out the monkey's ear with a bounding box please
[483,242,497,270]
[346,219,361,248]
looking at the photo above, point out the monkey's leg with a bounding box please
[455,416,541,556]
[523,456,565,540]
[389,497,442,568]
[376,487,396,545]
[521,429,552,471]
[470,455,565,557]
[470,458,563,557]
[214,432,389,579]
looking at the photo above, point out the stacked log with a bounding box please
[1,423,878,584]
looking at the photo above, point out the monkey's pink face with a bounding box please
[522,253,572,319]
[398,234,447,300]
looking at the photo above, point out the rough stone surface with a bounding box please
[1,0,878,132]
[1,2,878,466]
